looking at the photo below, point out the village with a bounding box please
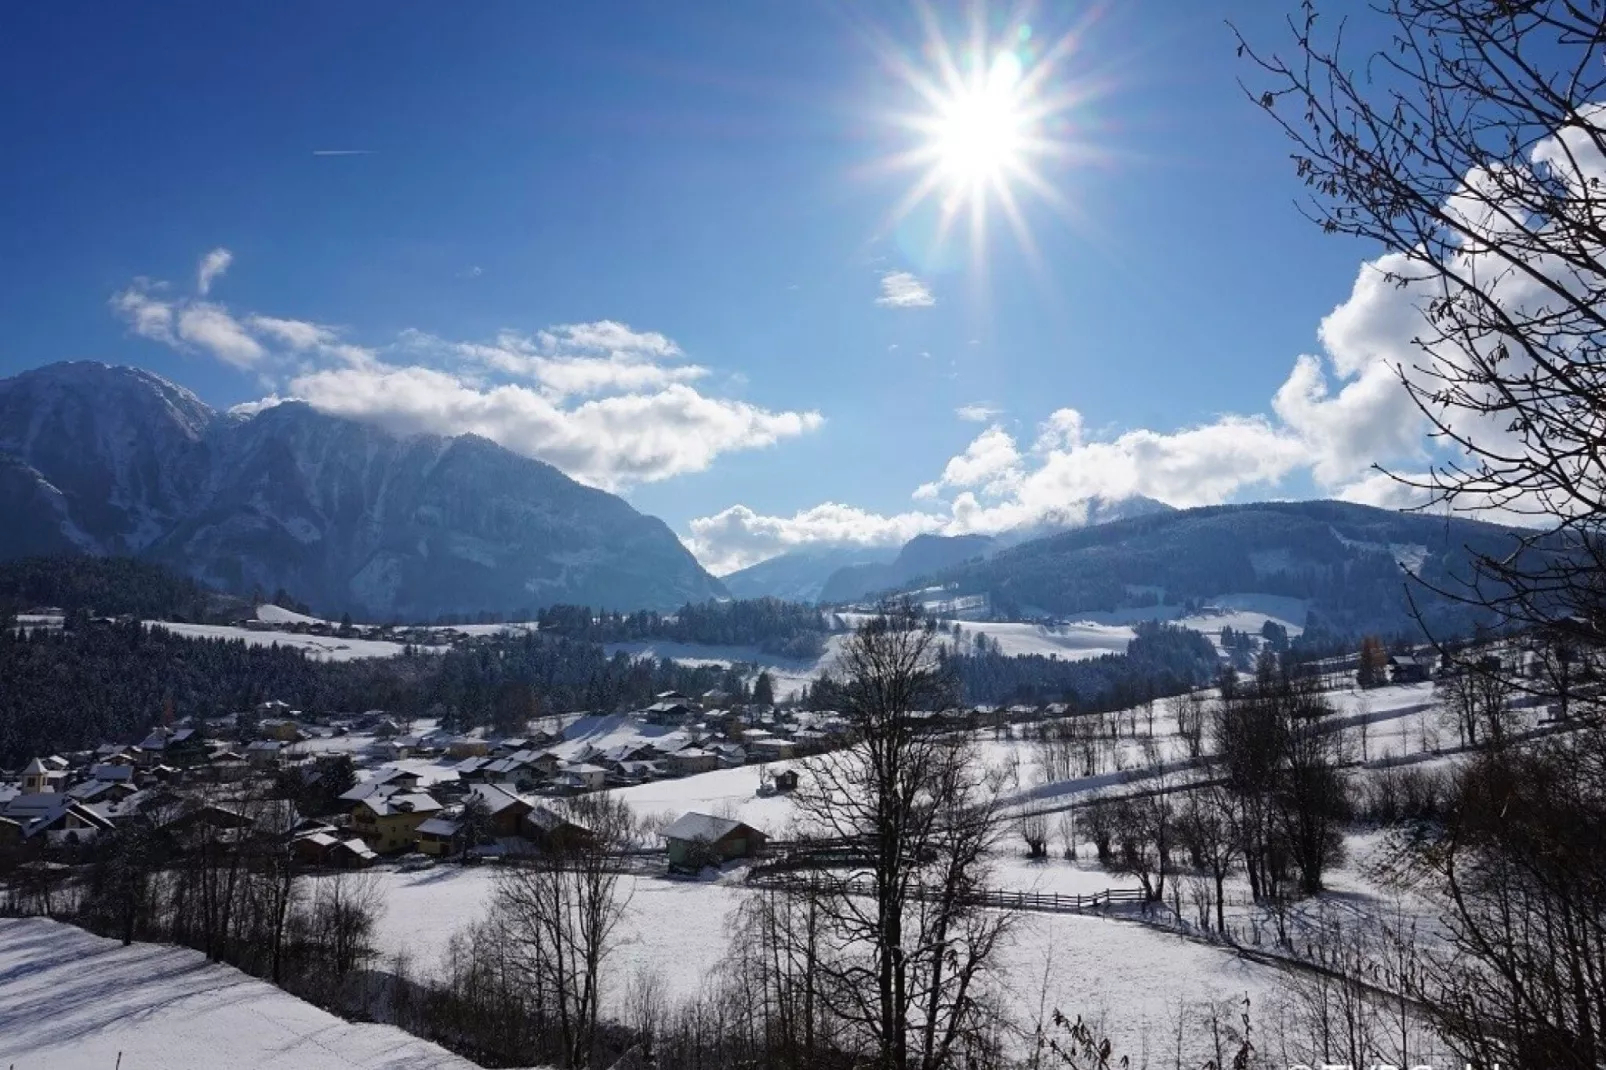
[0,686,856,872]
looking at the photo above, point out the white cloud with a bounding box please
[175,303,265,369]
[875,271,935,308]
[686,503,945,576]
[955,403,1001,422]
[196,248,232,296]
[246,315,338,351]
[288,364,821,489]
[110,253,823,491]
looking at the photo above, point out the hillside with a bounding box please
[876,500,1527,641]
[0,917,511,1070]
[0,362,726,617]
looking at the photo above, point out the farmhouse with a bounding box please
[661,812,767,869]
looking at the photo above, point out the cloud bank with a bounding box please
[112,252,822,490]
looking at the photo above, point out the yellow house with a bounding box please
[446,737,490,759]
[350,791,442,854]
[261,719,301,742]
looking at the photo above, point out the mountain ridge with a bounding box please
[0,362,726,617]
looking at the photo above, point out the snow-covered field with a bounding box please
[0,917,514,1070]
[320,865,1288,1060]
[613,762,800,836]
[146,620,441,661]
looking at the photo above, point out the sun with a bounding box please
[874,8,1106,265]
[930,50,1029,192]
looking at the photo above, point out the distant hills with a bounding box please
[876,500,1525,641]
[0,362,726,618]
[724,495,1175,604]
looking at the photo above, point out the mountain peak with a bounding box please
[0,363,725,615]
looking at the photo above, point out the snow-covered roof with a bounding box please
[357,792,441,818]
[661,812,754,844]
[21,757,47,775]
[416,817,461,838]
[469,783,530,816]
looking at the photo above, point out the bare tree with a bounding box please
[1019,808,1050,860]
[1240,0,1606,658]
[792,603,1013,1070]
[491,791,636,1068]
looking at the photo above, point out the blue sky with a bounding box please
[0,2,1432,573]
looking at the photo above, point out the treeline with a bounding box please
[934,620,1219,709]
[0,555,249,623]
[0,618,752,765]
[535,597,832,659]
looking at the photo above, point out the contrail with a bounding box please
[312,149,374,156]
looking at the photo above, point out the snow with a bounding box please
[146,621,443,661]
[604,638,832,702]
[940,620,1136,660]
[613,763,800,836]
[427,621,540,637]
[0,916,517,1070]
[255,602,326,625]
[323,863,1288,1053]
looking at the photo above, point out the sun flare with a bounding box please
[932,51,1028,191]
[875,8,1105,265]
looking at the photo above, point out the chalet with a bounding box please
[350,791,442,854]
[1389,654,1431,684]
[260,719,302,743]
[667,747,719,777]
[88,763,137,785]
[644,701,693,726]
[245,740,285,767]
[524,803,594,853]
[415,816,464,857]
[292,830,376,868]
[137,727,204,764]
[469,783,535,836]
[707,742,746,768]
[0,793,114,845]
[613,759,666,783]
[662,812,767,869]
[556,762,608,792]
[338,768,423,804]
[447,737,491,759]
[747,738,797,761]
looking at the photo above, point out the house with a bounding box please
[667,747,719,777]
[748,738,797,761]
[468,783,535,836]
[661,812,767,869]
[557,762,608,792]
[245,740,285,767]
[524,803,595,853]
[292,830,376,868]
[260,719,302,742]
[350,791,443,854]
[645,701,695,726]
[338,768,423,804]
[447,736,490,759]
[1389,654,1431,684]
[0,793,115,845]
[415,816,464,857]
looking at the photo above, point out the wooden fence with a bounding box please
[743,869,1148,914]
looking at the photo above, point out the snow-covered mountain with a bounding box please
[0,362,726,616]
[724,496,1177,605]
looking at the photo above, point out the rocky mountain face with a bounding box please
[0,363,726,617]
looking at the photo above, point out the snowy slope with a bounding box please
[0,916,521,1070]
[146,621,442,661]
